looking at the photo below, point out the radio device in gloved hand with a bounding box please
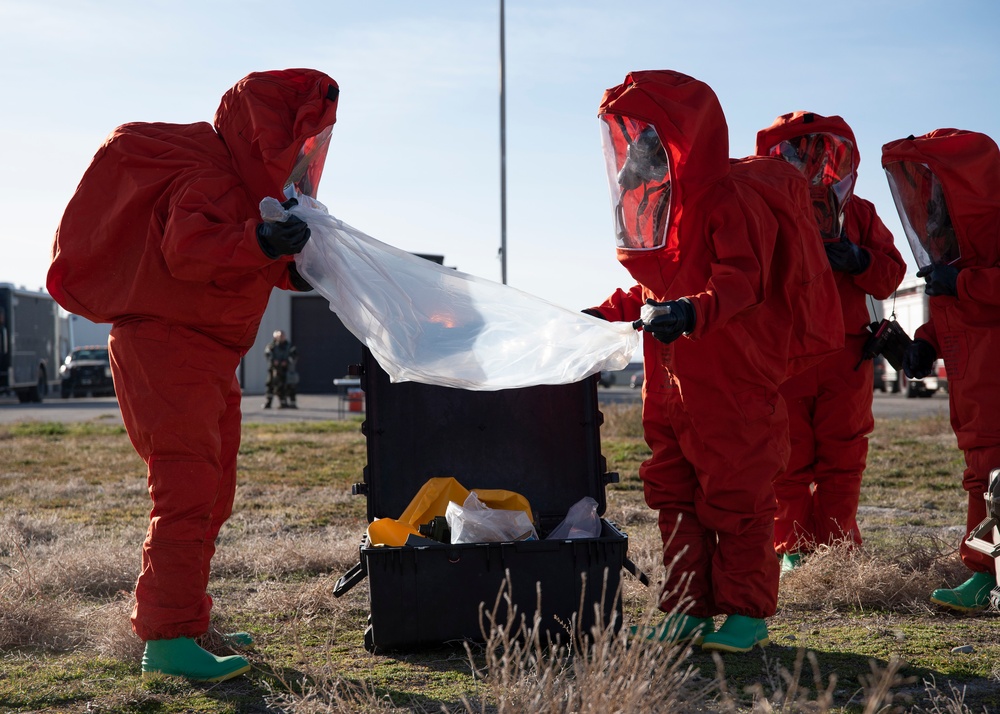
[857,317,911,371]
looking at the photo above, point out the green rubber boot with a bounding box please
[142,637,251,682]
[930,571,995,613]
[780,552,803,575]
[701,614,769,653]
[630,613,715,645]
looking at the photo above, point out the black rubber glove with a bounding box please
[634,298,695,345]
[581,308,607,320]
[917,263,959,297]
[288,262,313,292]
[824,236,870,275]
[902,338,937,379]
[257,214,311,258]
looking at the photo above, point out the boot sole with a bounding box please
[630,624,714,645]
[647,633,708,645]
[701,636,770,653]
[929,596,987,613]
[142,662,251,683]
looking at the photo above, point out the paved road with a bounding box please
[0,392,354,426]
[598,386,951,420]
[0,385,950,425]
[871,387,951,419]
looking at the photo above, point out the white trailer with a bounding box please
[880,276,947,398]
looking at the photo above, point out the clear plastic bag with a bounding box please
[546,496,601,540]
[445,492,539,544]
[261,197,639,390]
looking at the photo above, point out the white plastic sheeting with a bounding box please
[262,197,639,390]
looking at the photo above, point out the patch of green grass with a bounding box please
[0,655,137,711]
[2,421,127,439]
[241,419,362,434]
[6,421,69,437]
[602,439,651,465]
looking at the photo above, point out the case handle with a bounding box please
[333,561,367,597]
[623,556,651,587]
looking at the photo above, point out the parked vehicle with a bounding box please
[59,345,115,398]
[893,358,948,399]
[599,361,643,389]
[0,284,66,403]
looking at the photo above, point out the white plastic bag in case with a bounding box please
[445,492,539,544]
[546,496,601,540]
[261,197,639,390]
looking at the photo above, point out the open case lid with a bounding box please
[356,348,615,527]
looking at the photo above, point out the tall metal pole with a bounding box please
[499,0,507,284]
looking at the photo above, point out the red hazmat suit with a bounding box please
[47,68,340,641]
[755,113,906,554]
[883,129,1000,575]
[588,71,843,618]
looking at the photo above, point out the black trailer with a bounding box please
[0,284,65,403]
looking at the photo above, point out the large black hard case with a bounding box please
[334,349,634,652]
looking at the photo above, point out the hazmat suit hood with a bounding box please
[600,70,730,207]
[881,129,1000,270]
[214,68,340,203]
[755,111,859,241]
[598,70,731,290]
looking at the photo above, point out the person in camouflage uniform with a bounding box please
[264,330,298,408]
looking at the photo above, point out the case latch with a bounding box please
[603,471,620,485]
[352,482,369,496]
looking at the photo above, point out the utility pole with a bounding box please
[499,0,507,284]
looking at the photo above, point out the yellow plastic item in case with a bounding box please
[366,518,422,547]
[366,476,534,547]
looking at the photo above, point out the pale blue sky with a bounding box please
[2,0,999,311]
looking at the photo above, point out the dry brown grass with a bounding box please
[0,585,87,653]
[600,402,647,439]
[778,539,967,614]
[211,525,360,579]
[85,595,145,662]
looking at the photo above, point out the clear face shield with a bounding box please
[768,133,855,240]
[884,161,960,270]
[600,116,672,250]
[283,125,333,200]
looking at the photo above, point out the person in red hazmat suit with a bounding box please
[755,113,906,573]
[47,69,340,681]
[883,129,1000,612]
[584,70,843,652]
